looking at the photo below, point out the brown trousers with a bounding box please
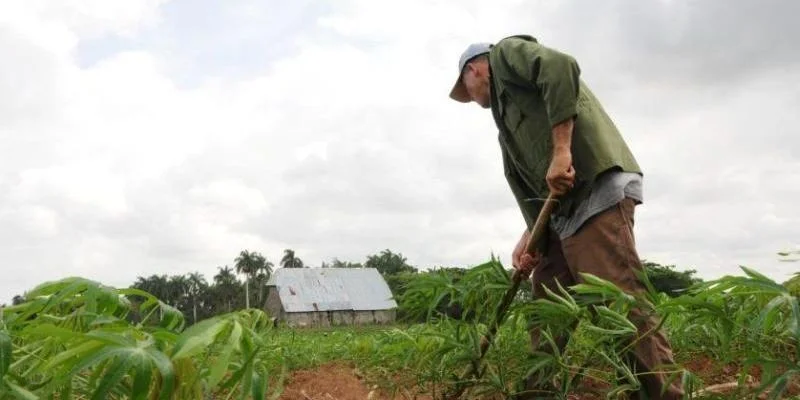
[524,198,684,400]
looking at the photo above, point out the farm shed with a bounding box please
[265,267,398,328]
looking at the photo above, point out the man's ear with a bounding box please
[464,62,477,78]
[468,60,486,77]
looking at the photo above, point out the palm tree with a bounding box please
[154,275,171,303]
[235,250,266,309]
[133,275,171,303]
[186,272,207,324]
[280,249,304,269]
[263,259,274,279]
[213,266,239,312]
[168,275,189,309]
[257,259,274,306]
[214,266,236,285]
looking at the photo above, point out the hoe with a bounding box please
[447,193,558,399]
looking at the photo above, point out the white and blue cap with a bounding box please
[449,42,493,102]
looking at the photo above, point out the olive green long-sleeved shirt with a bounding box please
[487,35,642,233]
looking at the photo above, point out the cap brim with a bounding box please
[449,78,471,103]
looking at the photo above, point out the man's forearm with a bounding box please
[552,118,573,155]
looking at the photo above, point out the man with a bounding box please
[448,36,684,399]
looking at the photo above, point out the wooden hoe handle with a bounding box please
[524,193,558,256]
[449,193,558,399]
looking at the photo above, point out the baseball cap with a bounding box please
[449,42,493,103]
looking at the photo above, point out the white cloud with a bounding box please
[0,0,797,303]
[35,0,168,37]
[0,205,59,238]
[11,163,128,217]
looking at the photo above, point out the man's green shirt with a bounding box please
[487,35,642,230]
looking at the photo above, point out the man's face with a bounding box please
[461,60,491,108]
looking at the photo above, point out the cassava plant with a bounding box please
[394,258,798,399]
[0,277,283,399]
[658,266,799,399]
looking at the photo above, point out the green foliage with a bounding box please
[0,276,293,399]
[119,248,424,327]
[1,254,797,399]
[234,249,273,310]
[659,266,800,397]
[642,260,703,297]
[280,249,304,269]
[382,270,417,304]
[391,260,798,399]
[320,258,363,269]
[390,259,739,393]
[785,273,800,297]
[131,268,244,325]
[365,249,417,275]
[397,262,506,324]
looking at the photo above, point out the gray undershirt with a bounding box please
[549,171,643,239]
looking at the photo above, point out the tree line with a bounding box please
[119,249,709,325]
[7,245,728,326]
[124,248,418,324]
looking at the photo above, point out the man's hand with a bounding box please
[547,119,575,196]
[512,229,530,268]
[547,150,575,195]
[512,229,539,278]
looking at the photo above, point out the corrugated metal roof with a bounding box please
[266,268,398,312]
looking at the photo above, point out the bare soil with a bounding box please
[277,356,800,400]
[680,354,800,399]
[278,362,377,400]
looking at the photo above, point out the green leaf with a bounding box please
[151,330,179,345]
[65,347,130,378]
[208,321,242,388]
[145,347,175,400]
[118,287,158,301]
[22,323,81,341]
[138,298,185,331]
[219,344,262,391]
[91,352,137,400]
[43,340,106,371]
[523,355,555,380]
[0,331,11,380]
[3,378,38,400]
[752,295,786,337]
[767,374,789,400]
[786,293,800,344]
[594,305,637,333]
[84,330,135,347]
[607,383,638,398]
[239,364,254,400]
[540,285,578,315]
[251,369,268,400]
[131,354,153,400]
[171,317,226,360]
[36,278,93,314]
[740,266,776,283]
[88,315,123,328]
[583,325,636,337]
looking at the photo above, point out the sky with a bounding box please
[1,0,798,302]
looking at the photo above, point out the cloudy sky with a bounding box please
[1,0,798,302]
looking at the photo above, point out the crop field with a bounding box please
[1,259,799,399]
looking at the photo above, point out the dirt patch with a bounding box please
[681,355,751,385]
[277,358,799,400]
[278,363,439,400]
[679,354,799,398]
[278,362,378,400]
